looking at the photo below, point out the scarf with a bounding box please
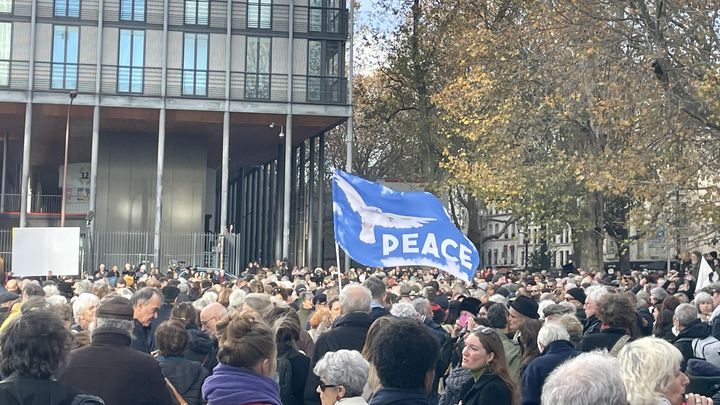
[202,363,281,405]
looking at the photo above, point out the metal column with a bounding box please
[306,137,315,267]
[0,134,7,213]
[315,134,325,266]
[220,113,230,233]
[20,0,37,227]
[282,0,295,260]
[153,108,166,265]
[297,141,306,266]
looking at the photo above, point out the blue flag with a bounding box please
[332,169,480,282]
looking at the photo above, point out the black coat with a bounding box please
[286,348,310,405]
[184,324,215,369]
[58,329,175,405]
[582,315,601,336]
[158,356,209,405]
[304,311,373,405]
[674,319,712,371]
[461,371,513,405]
[578,326,629,352]
[131,319,155,354]
[0,373,104,405]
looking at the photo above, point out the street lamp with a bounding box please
[269,122,284,138]
[60,90,78,227]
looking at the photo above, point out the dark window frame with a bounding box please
[308,0,344,33]
[306,39,344,102]
[117,28,145,94]
[119,0,146,22]
[0,21,11,88]
[53,0,81,18]
[244,35,271,100]
[246,0,272,30]
[181,32,210,96]
[51,24,80,90]
[184,0,209,26]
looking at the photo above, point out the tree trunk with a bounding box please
[574,191,605,271]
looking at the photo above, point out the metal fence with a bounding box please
[0,229,242,275]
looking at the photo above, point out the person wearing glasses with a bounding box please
[564,287,586,324]
[202,310,282,405]
[460,326,518,405]
[313,350,369,405]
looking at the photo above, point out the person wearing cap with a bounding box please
[58,295,174,405]
[508,295,540,341]
[564,287,587,323]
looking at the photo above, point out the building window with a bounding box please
[309,0,342,33]
[55,0,80,17]
[184,0,208,25]
[247,0,271,29]
[0,23,9,87]
[0,0,11,14]
[182,33,208,96]
[245,36,270,99]
[307,40,343,102]
[120,0,145,21]
[118,29,144,93]
[51,25,79,90]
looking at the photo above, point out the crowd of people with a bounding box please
[0,252,719,405]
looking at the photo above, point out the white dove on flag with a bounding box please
[334,173,436,244]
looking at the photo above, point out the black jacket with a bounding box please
[0,373,104,405]
[578,326,629,352]
[131,319,155,354]
[370,306,391,322]
[461,371,513,405]
[304,311,373,405]
[285,348,310,405]
[674,319,712,371]
[158,356,209,405]
[582,315,601,336]
[58,329,175,405]
[369,388,432,405]
[184,324,215,369]
[520,340,577,405]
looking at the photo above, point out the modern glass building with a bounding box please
[0,0,349,271]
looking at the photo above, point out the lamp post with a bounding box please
[60,90,78,227]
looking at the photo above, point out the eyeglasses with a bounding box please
[200,316,218,327]
[319,381,337,391]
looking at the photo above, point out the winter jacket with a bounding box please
[520,340,578,405]
[202,363,281,405]
[131,319,155,354]
[578,326,629,352]
[159,356,209,405]
[582,314,601,337]
[184,324,215,369]
[0,373,104,405]
[674,319,713,371]
[58,329,174,405]
[460,371,512,405]
[438,368,472,405]
[304,311,374,405]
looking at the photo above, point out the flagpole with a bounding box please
[335,242,342,290]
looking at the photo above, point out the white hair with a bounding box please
[193,297,210,312]
[674,303,697,327]
[537,321,570,350]
[116,288,134,300]
[488,294,507,305]
[202,291,218,303]
[585,285,608,304]
[74,280,93,295]
[46,295,68,306]
[542,351,626,405]
[339,284,371,314]
[313,350,369,398]
[390,302,419,319]
[411,298,430,317]
[178,283,190,294]
[618,337,683,405]
[43,284,60,297]
[537,300,556,320]
[228,289,247,309]
[72,293,100,323]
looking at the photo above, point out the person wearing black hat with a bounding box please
[58,295,175,405]
[565,287,587,324]
[508,295,540,340]
[151,285,179,336]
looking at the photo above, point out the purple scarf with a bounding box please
[202,363,282,405]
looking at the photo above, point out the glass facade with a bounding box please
[0,23,9,87]
[118,29,144,93]
[184,0,208,25]
[182,33,208,96]
[120,0,145,22]
[308,40,343,102]
[245,36,270,99]
[51,25,79,90]
[247,0,271,29]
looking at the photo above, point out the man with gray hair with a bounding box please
[541,351,626,405]
[71,293,100,333]
[58,295,174,405]
[673,303,714,371]
[583,285,608,336]
[305,284,373,405]
[130,287,163,354]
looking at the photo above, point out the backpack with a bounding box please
[677,335,720,367]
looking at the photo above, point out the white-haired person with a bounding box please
[618,336,713,405]
[520,321,578,405]
[693,292,714,322]
[541,351,626,405]
[313,349,369,405]
[71,293,100,333]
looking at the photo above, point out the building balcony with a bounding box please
[0,194,89,215]
[3,61,348,104]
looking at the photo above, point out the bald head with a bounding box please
[200,302,228,336]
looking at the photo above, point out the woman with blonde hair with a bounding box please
[617,337,712,405]
[693,292,714,322]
